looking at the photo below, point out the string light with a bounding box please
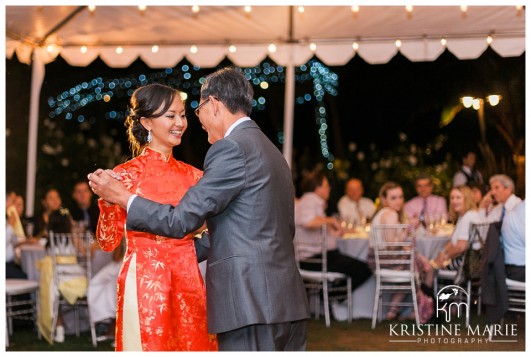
[46,44,55,53]
[244,6,252,13]
[192,5,200,14]
[351,5,359,13]
[138,5,146,11]
[298,6,304,13]
[395,39,402,48]
[229,45,237,53]
[151,45,159,53]
[405,5,413,19]
[352,42,359,51]
[441,38,447,46]
[88,5,96,12]
[309,43,317,52]
[116,46,123,54]
[190,45,198,54]
[47,60,338,159]
[80,46,87,54]
[268,43,277,53]
[486,35,493,45]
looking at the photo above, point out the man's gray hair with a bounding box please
[489,174,515,193]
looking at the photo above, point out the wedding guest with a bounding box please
[371,182,434,320]
[500,200,525,282]
[69,180,100,234]
[337,178,375,225]
[88,240,125,341]
[94,83,216,351]
[467,181,486,207]
[37,208,86,344]
[432,186,480,270]
[295,172,372,291]
[404,173,447,227]
[6,191,29,279]
[453,151,483,187]
[32,186,63,240]
[479,174,522,223]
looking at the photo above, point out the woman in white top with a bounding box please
[370,182,434,320]
[432,186,479,270]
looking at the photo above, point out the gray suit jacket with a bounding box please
[127,120,310,334]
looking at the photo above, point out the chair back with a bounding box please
[370,224,414,273]
[294,225,329,273]
[49,231,93,284]
[462,222,490,282]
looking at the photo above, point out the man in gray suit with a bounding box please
[88,67,310,351]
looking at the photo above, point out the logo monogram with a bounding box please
[436,284,469,323]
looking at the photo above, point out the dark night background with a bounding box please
[5,47,525,214]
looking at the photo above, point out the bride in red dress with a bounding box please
[96,84,217,351]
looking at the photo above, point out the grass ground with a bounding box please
[5,313,525,352]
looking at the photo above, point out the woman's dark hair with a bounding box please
[124,83,181,157]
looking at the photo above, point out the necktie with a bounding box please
[419,198,427,226]
[500,205,506,224]
[356,202,364,225]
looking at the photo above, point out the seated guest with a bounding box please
[432,186,480,270]
[295,171,372,291]
[69,180,100,234]
[337,178,376,225]
[371,182,434,320]
[37,209,87,344]
[500,200,525,282]
[453,151,483,187]
[467,181,486,207]
[88,240,124,340]
[479,174,522,223]
[6,191,29,279]
[32,186,63,240]
[404,173,447,227]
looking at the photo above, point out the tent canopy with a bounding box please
[4,5,526,216]
[6,5,526,67]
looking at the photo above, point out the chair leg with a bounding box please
[323,283,330,327]
[347,278,352,324]
[372,279,380,329]
[90,322,98,347]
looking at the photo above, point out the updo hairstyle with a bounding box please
[124,83,181,157]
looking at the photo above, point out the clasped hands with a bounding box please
[87,169,132,209]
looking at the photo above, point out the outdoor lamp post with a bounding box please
[460,95,502,146]
[460,94,502,179]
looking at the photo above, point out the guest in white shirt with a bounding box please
[453,151,483,187]
[404,173,447,225]
[479,174,522,223]
[501,200,525,282]
[337,178,375,225]
[295,172,372,291]
[432,186,480,270]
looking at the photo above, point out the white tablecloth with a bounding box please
[334,234,450,320]
[19,244,46,282]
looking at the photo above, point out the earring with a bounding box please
[147,130,152,143]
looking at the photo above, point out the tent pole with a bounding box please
[282,5,295,169]
[282,59,295,169]
[25,50,45,218]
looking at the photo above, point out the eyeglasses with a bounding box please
[194,96,219,116]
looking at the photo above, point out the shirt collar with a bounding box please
[225,117,251,137]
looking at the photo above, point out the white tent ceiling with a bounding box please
[3,4,526,216]
[6,5,526,67]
